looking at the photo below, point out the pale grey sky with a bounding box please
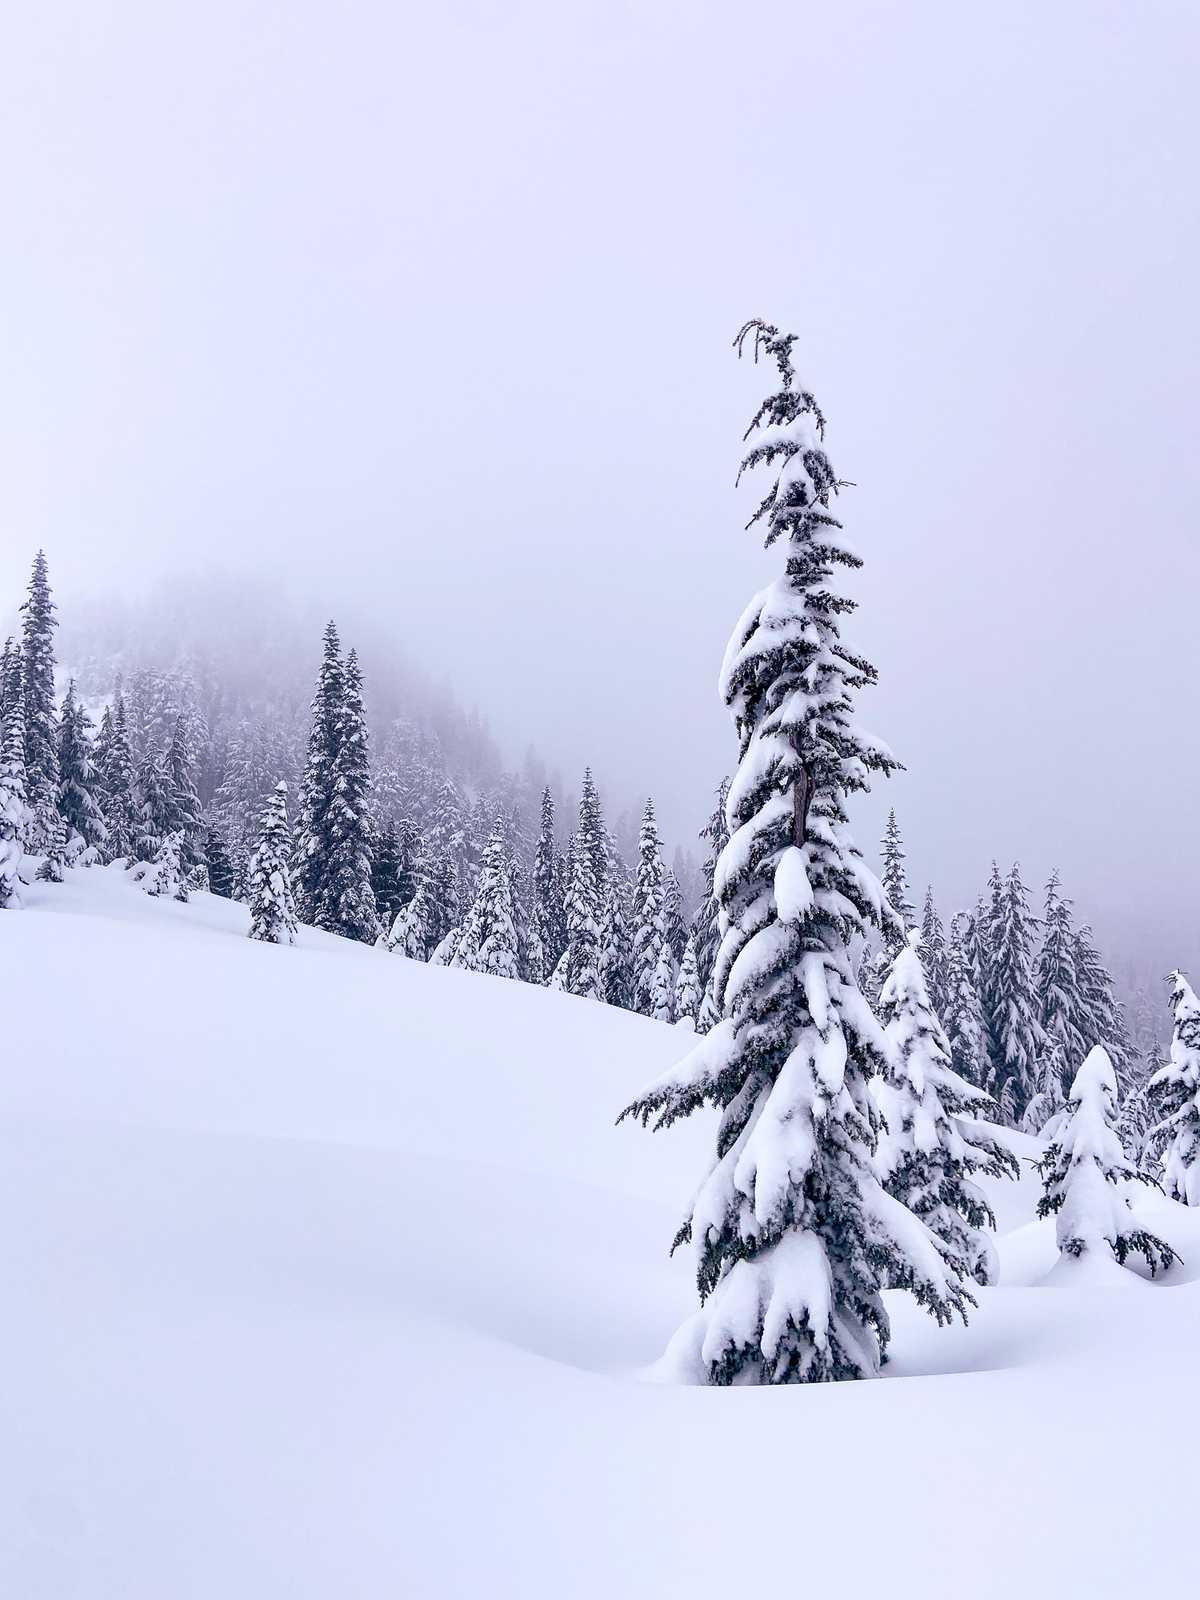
[3,2,1198,968]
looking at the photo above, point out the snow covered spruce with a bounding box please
[875,934,1018,1287]
[248,782,298,945]
[1037,1045,1176,1274]
[1149,971,1200,1205]
[620,322,973,1385]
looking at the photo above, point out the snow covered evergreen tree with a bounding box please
[0,694,29,909]
[661,869,686,965]
[318,648,380,944]
[879,808,914,947]
[987,863,1045,1123]
[597,875,633,1009]
[388,881,436,960]
[145,831,188,902]
[1036,871,1086,1081]
[370,828,407,933]
[55,681,107,862]
[205,826,235,899]
[1073,924,1131,1088]
[532,786,566,978]
[649,938,676,1023]
[134,744,173,862]
[1019,1040,1070,1136]
[631,798,666,1015]
[1149,971,1200,1205]
[691,776,729,1031]
[919,887,948,1018]
[453,820,519,979]
[165,714,204,879]
[247,782,297,944]
[877,936,1018,1285]
[1038,1046,1176,1273]
[19,551,59,851]
[673,934,701,1028]
[943,912,989,1088]
[0,640,24,760]
[562,826,602,1000]
[620,321,970,1385]
[294,622,344,926]
[97,696,137,862]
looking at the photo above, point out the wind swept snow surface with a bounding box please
[2,867,1197,1597]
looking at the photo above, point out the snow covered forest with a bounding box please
[1,545,1172,1138]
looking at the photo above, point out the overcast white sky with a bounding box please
[2,2,1198,967]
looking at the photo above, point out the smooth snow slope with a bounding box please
[2,867,1196,1599]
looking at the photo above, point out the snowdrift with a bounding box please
[2,867,1197,1598]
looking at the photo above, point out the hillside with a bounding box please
[2,868,1197,1598]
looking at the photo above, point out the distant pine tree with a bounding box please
[97,696,138,862]
[19,551,60,851]
[165,714,204,879]
[631,798,666,1015]
[879,809,914,946]
[318,648,380,944]
[877,936,1018,1285]
[55,680,107,862]
[597,874,633,1009]
[294,622,345,926]
[1149,971,1200,1205]
[247,783,297,944]
[1036,871,1087,1080]
[673,934,701,1029]
[0,640,23,743]
[691,776,729,1032]
[649,938,676,1023]
[370,828,407,932]
[1039,1046,1176,1273]
[453,820,519,979]
[388,882,436,960]
[661,869,686,965]
[987,863,1045,1122]
[205,825,236,899]
[0,694,30,909]
[562,823,602,1001]
[533,786,566,978]
[134,745,173,862]
[919,887,948,1018]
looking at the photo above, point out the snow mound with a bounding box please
[1,866,1196,1598]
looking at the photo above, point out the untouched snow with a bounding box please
[2,867,1197,1598]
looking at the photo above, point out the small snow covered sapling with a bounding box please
[1037,1045,1177,1274]
[877,935,1019,1286]
[146,831,189,903]
[1149,971,1200,1205]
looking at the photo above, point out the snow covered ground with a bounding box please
[3,867,1197,1598]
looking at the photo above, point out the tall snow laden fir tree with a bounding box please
[876,936,1018,1286]
[1038,1045,1176,1274]
[20,551,60,852]
[248,782,298,945]
[621,322,971,1385]
[1149,971,1200,1205]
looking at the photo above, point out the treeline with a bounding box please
[0,552,709,1025]
[862,809,1161,1143]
